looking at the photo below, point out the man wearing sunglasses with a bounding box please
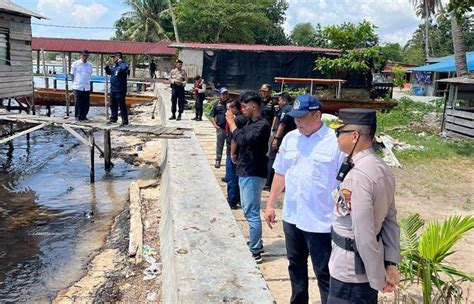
[264,95,344,303]
[328,108,401,304]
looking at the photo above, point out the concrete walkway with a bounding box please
[188,111,322,304]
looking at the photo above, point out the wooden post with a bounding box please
[104,75,110,120]
[68,52,72,74]
[41,49,49,89]
[53,78,57,89]
[89,130,95,183]
[104,130,112,169]
[96,54,100,76]
[100,54,104,76]
[131,55,136,78]
[63,53,70,116]
[36,50,40,74]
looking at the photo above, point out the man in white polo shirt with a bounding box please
[264,95,344,304]
[71,49,93,121]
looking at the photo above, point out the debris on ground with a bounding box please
[143,244,162,281]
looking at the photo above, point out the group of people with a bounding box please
[167,59,401,303]
[71,49,129,126]
[220,90,401,303]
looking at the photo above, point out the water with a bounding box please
[0,123,140,302]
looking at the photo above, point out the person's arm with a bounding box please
[381,200,401,292]
[104,65,111,75]
[230,139,238,164]
[117,60,129,73]
[228,116,269,146]
[272,122,286,151]
[351,176,386,291]
[264,173,285,229]
[197,82,206,93]
[182,70,187,87]
[70,62,76,81]
[209,103,219,129]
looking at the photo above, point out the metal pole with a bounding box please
[41,49,49,89]
[63,53,70,116]
[89,130,95,183]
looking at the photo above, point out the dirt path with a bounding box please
[191,110,474,304]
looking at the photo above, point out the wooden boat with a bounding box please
[17,88,154,108]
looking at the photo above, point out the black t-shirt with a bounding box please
[210,99,229,128]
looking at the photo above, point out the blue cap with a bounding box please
[218,87,229,94]
[287,95,321,118]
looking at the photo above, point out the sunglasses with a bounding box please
[335,129,356,137]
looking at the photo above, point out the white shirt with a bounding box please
[273,123,345,233]
[71,59,93,91]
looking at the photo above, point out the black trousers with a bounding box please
[195,93,204,118]
[266,145,277,187]
[110,91,128,123]
[171,84,185,115]
[74,90,90,120]
[283,221,331,304]
[328,277,378,304]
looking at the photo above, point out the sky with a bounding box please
[17,0,430,45]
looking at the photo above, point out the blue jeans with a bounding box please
[225,155,240,206]
[328,277,377,304]
[283,221,331,304]
[239,176,265,253]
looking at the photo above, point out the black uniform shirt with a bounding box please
[232,116,271,178]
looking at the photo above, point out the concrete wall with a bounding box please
[179,49,203,77]
[155,84,273,304]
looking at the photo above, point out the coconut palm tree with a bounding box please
[399,214,474,304]
[166,0,179,43]
[123,0,171,42]
[446,0,472,77]
[410,0,443,62]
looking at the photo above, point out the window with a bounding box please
[0,28,9,66]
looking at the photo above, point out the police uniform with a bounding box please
[328,109,401,304]
[169,59,187,120]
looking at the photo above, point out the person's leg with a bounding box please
[239,177,264,253]
[118,92,128,124]
[177,86,185,115]
[215,128,225,165]
[265,149,277,188]
[170,86,177,118]
[109,92,118,122]
[328,277,378,304]
[305,232,332,304]
[283,221,310,304]
[74,90,80,119]
[83,90,90,119]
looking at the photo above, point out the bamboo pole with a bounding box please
[0,123,49,144]
[104,75,110,120]
[63,53,70,116]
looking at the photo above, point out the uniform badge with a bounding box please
[293,100,300,110]
[336,188,352,216]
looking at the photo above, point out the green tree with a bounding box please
[410,0,443,61]
[446,0,473,76]
[380,43,403,62]
[323,20,379,50]
[175,0,288,44]
[392,66,406,89]
[399,214,474,303]
[290,23,327,47]
[114,0,173,42]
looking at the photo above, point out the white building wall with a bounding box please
[179,49,204,78]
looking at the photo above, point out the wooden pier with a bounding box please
[0,111,189,182]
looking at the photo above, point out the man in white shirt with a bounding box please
[71,49,93,121]
[264,95,344,304]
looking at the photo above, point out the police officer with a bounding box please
[169,59,187,121]
[328,108,401,304]
[104,51,129,126]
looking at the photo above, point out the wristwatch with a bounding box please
[385,261,397,267]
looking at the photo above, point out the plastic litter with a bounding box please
[143,244,161,281]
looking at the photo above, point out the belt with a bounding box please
[331,228,365,275]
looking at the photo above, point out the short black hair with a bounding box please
[354,125,376,139]
[279,92,292,103]
[194,75,201,80]
[176,59,183,64]
[229,100,242,111]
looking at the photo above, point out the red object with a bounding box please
[169,42,339,55]
[32,37,176,56]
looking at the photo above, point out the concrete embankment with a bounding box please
[156,83,273,303]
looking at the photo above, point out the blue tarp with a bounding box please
[410,51,474,72]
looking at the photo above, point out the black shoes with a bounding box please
[106,119,117,125]
[169,115,176,120]
[177,114,182,121]
[253,253,263,264]
[120,122,129,127]
[229,203,241,210]
[214,160,221,168]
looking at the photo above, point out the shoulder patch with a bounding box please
[336,188,352,216]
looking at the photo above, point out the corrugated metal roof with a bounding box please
[32,37,176,56]
[0,0,46,19]
[169,42,339,54]
[409,52,474,72]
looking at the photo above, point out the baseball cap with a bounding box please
[287,95,321,118]
[329,108,377,129]
[218,87,229,94]
[260,84,272,92]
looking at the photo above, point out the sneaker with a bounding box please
[247,242,264,254]
[229,203,241,210]
[253,253,263,264]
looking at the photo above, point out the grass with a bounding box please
[376,97,474,163]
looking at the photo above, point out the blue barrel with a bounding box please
[414,87,425,96]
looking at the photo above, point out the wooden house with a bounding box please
[437,77,474,139]
[0,1,45,102]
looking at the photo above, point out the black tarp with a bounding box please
[202,50,332,91]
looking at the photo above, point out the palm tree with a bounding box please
[123,0,171,42]
[446,0,472,77]
[410,0,443,62]
[166,0,179,43]
[399,214,474,303]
